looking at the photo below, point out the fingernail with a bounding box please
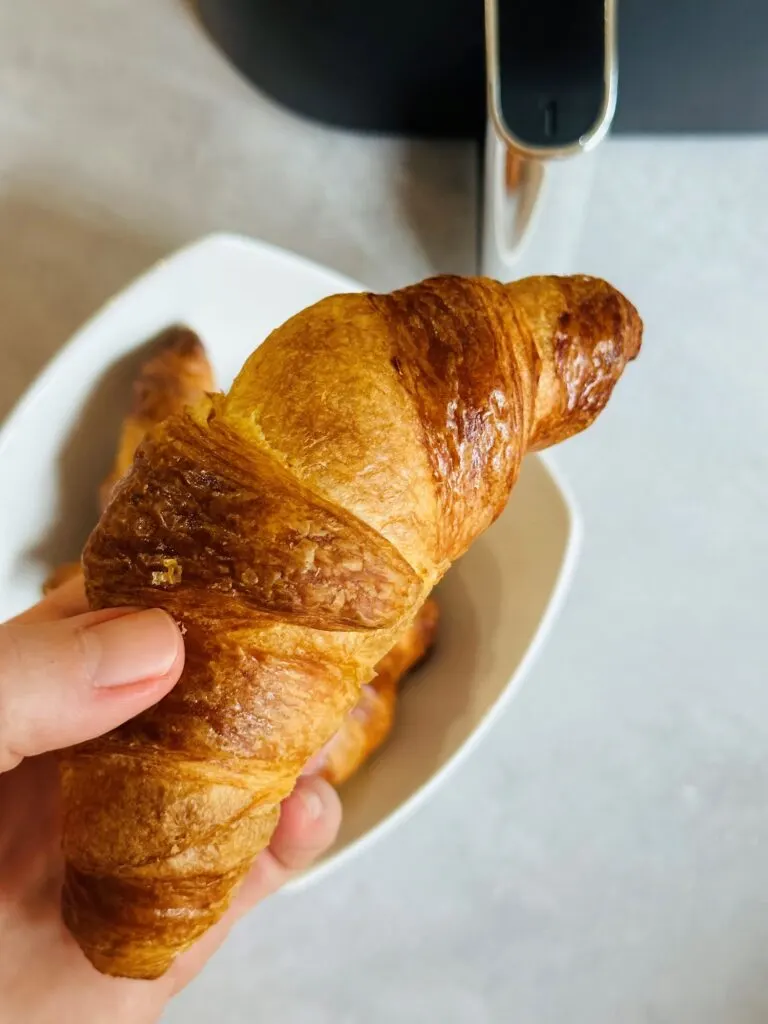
[300,782,325,821]
[82,609,180,688]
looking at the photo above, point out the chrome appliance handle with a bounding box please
[481,0,618,279]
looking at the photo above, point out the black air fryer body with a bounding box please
[198,0,768,138]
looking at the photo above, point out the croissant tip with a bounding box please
[622,296,644,363]
[157,324,207,359]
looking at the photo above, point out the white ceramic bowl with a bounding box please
[0,233,581,889]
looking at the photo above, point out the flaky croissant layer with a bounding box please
[61,273,641,978]
[309,596,440,786]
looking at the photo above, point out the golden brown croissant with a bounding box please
[307,597,440,785]
[43,319,438,753]
[99,325,216,510]
[44,323,435,769]
[42,327,215,595]
[42,560,83,594]
[60,273,641,979]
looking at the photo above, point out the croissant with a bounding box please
[42,560,83,594]
[308,597,440,785]
[99,325,216,510]
[60,273,642,979]
[44,322,435,754]
[42,327,215,595]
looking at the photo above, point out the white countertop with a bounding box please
[2,3,768,1022]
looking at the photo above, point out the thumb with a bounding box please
[0,606,184,771]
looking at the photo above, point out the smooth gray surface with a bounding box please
[1,3,767,1022]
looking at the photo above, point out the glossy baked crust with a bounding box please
[43,327,215,594]
[309,597,440,785]
[99,325,216,510]
[60,273,642,978]
[45,323,430,772]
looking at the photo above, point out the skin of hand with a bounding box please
[0,577,341,1024]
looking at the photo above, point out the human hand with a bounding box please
[0,578,341,1024]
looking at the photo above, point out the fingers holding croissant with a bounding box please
[61,273,641,978]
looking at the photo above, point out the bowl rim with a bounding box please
[0,231,365,456]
